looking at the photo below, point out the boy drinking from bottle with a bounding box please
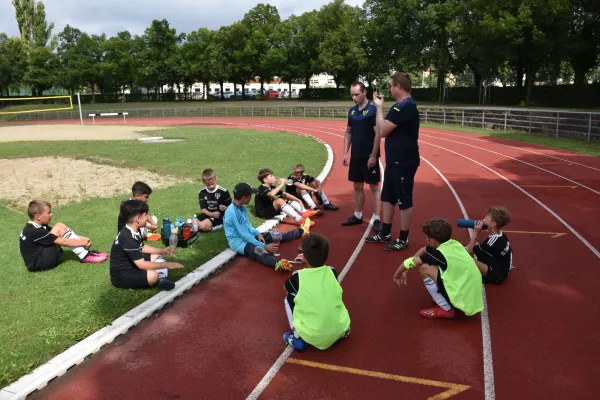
[393,218,483,319]
[110,200,183,291]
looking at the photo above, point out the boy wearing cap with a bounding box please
[224,182,312,272]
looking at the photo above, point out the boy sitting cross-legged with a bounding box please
[110,200,183,291]
[196,168,232,232]
[285,163,338,213]
[255,168,319,226]
[224,182,312,272]
[393,218,483,319]
[19,200,108,271]
[283,233,351,351]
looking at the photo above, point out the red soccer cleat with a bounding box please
[420,306,456,319]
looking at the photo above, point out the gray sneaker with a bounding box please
[384,239,409,252]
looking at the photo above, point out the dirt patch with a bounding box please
[0,125,165,142]
[0,157,188,209]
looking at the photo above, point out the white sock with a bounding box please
[373,215,380,221]
[284,297,299,338]
[212,224,223,231]
[155,256,168,279]
[289,200,304,213]
[354,211,363,219]
[423,277,452,311]
[320,192,330,205]
[282,203,302,222]
[63,229,89,260]
[301,192,317,209]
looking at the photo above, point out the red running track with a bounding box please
[24,117,599,400]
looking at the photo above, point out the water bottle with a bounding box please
[457,219,488,230]
[169,227,179,256]
[163,217,171,239]
[192,216,199,232]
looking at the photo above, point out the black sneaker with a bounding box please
[384,239,409,251]
[341,215,363,226]
[323,203,339,211]
[372,219,381,233]
[157,277,175,291]
[311,207,325,216]
[365,233,392,243]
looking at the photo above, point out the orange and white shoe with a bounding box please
[301,210,320,219]
[419,306,456,319]
[275,259,294,272]
[300,218,313,236]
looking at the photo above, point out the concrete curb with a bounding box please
[0,138,333,400]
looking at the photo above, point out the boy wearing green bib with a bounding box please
[283,233,351,351]
[393,218,483,319]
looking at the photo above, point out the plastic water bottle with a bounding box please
[169,227,179,256]
[192,217,199,232]
[163,217,171,239]
[457,219,488,230]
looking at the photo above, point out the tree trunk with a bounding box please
[525,68,536,104]
[573,66,587,86]
[515,63,524,88]
[219,81,224,100]
[305,76,310,89]
[241,83,246,99]
[91,85,96,104]
[289,82,292,99]
[260,79,264,94]
[437,72,445,103]
[474,72,482,89]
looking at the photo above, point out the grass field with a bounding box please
[423,122,600,156]
[0,127,327,388]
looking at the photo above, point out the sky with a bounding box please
[0,0,364,38]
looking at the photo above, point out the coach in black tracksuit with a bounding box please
[365,72,420,252]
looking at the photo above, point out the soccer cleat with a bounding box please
[301,210,320,219]
[283,331,307,351]
[300,217,312,236]
[311,207,325,217]
[81,250,108,263]
[372,219,381,233]
[275,259,294,272]
[365,233,392,243]
[323,203,339,211]
[341,215,363,226]
[299,217,316,228]
[384,239,409,252]
[156,277,175,291]
[420,306,456,319]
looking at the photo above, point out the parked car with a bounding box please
[265,90,280,99]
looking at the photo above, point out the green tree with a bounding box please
[12,0,54,47]
[0,34,30,95]
[242,3,281,93]
[568,0,600,85]
[23,46,58,95]
[287,11,323,89]
[56,25,84,94]
[101,31,137,98]
[184,28,215,99]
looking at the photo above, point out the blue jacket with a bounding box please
[224,203,264,254]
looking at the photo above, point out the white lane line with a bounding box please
[421,140,600,259]
[422,128,600,173]
[420,156,495,400]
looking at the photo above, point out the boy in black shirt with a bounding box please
[116,181,158,236]
[255,168,318,225]
[19,200,108,271]
[466,206,513,284]
[285,163,338,213]
[110,200,183,291]
[196,169,232,232]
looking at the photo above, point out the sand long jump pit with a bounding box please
[0,124,188,209]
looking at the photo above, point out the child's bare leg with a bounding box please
[146,270,160,286]
[419,264,452,311]
[474,259,489,277]
[50,223,89,260]
[197,218,213,232]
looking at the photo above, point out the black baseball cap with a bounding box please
[233,182,258,199]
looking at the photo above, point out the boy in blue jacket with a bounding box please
[224,183,311,272]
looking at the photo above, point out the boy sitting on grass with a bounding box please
[196,168,232,232]
[19,200,108,271]
[285,163,338,212]
[393,218,483,319]
[224,182,311,272]
[110,200,183,291]
[283,233,351,351]
[255,168,319,226]
[466,206,513,285]
[117,181,158,237]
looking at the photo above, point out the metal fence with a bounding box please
[7,105,600,142]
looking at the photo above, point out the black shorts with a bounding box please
[436,270,452,306]
[349,157,381,185]
[198,214,223,227]
[381,164,418,209]
[482,264,508,285]
[29,246,63,272]
[111,254,152,289]
[256,204,278,220]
